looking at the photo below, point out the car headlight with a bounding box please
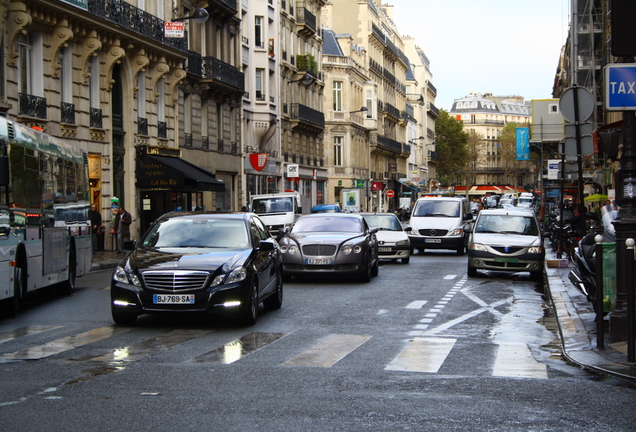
[353,245,362,254]
[212,266,247,287]
[396,240,409,246]
[470,243,488,252]
[280,244,298,254]
[448,228,463,236]
[341,245,352,255]
[527,246,544,254]
[112,264,141,286]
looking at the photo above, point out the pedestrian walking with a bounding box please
[90,204,102,253]
[114,206,132,253]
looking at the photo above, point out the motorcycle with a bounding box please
[568,204,618,310]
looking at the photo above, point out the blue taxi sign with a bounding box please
[604,64,636,111]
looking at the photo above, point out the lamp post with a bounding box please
[173,7,209,23]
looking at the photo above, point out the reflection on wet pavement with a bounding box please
[190,332,288,364]
[0,326,62,344]
[0,327,130,360]
[283,334,372,368]
[493,342,548,379]
[89,329,211,363]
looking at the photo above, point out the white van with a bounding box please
[407,196,473,255]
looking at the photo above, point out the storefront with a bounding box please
[136,146,225,233]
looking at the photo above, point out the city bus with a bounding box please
[0,116,92,316]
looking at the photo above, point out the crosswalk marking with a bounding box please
[283,334,371,368]
[89,329,211,363]
[191,332,288,364]
[0,325,62,344]
[385,337,457,373]
[492,343,548,379]
[0,327,130,360]
[405,300,427,309]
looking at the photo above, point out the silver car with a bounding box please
[466,209,546,281]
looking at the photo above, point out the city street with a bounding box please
[1,252,635,431]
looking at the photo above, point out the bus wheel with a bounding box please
[60,250,76,296]
[7,265,25,317]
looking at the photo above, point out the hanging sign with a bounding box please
[249,153,268,172]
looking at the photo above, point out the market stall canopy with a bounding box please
[584,194,609,203]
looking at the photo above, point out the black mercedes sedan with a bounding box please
[110,212,283,326]
[279,213,379,282]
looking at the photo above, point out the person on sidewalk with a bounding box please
[90,204,102,253]
[114,206,132,253]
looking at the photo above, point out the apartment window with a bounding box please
[137,72,146,117]
[549,104,559,114]
[18,34,33,95]
[255,16,264,48]
[255,69,265,100]
[333,81,343,111]
[334,136,343,166]
[89,55,99,109]
[60,44,72,104]
[366,90,373,118]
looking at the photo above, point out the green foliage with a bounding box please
[296,53,318,74]
[434,110,470,185]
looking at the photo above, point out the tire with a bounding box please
[112,307,137,325]
[240,280,259,326]
[60,250,76,296]
[371,258,379,277]
[456,243,466,255]
[263,268,283,311]
[401,256,410,264]
[467,262,477,277]
[531,271,544,283]
[359,262,372,283]
[7,265,25,317]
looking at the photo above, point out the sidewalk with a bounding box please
[88,247,636,382]
[545,249,636,383]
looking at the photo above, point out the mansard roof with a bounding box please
[322,29,344,56]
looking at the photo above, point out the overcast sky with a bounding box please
[387,0,570,110]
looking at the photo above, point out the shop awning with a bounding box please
[137,154,225,192]
[397,179,419,191]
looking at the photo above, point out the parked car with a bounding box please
[110,212,283,326]
[279,213,379,282]
[407,196,473,255]
[311,203,342,213]
[466,208,546,281]
[360,212,411,264]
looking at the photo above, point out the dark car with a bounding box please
[279,213,379,282]
[110,212,283,326]
[310,203,341,213]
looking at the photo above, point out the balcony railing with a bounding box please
[90,108,103,128]
[296,8,316,33]
[427,102,439,118]
[201,56,245,92]
[376,135,402,155]
[61,102,75,124]
[87,0,187,51]
[18,93,47,119]
[137,117,148,135]
[290,103,325,129]
[184,133,193,148]
[158,121,167,138]
[429,150,440,162]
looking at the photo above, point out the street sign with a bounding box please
[604,64,636,111]
[386,190,395,198]
[564,122,593,138]
[164,22,185,38]
[559,86,595,122]
[565,136,594,157]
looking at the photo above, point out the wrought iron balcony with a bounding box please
[296,8,316,35]
[61,102,75,124]
[427,102,439,118]
[209,0,238,20]
[290,103,325,130]
[429,150,440,162]
[90,108,103,128]
[18,93,47,119]
[376,135,402,155]
[137,117,148,135]
[87,0,187,51]
[186,54,244,93]
[158,121,167,138]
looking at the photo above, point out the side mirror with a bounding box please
[259,239,276,251]
[463,212,473,221]
[369,227,379,234]
[404,226,412,233]
[123,240,137,250]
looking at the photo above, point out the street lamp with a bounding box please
[173,7,209,24]
[350,107,368,113]
[288,71,315,86]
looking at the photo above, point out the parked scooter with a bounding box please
[568,204,618,309]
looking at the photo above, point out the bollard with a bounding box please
[595,234,604,349]
[626,238,635,362]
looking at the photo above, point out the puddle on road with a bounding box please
[190,332,288,364]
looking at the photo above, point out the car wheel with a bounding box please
[240,280,259,326]
[112,307,137,325]
[456,244,465,255]
[401,256,410,264]
[467,262,477,277]
[371,258,379,277]
[531,270,544,283]
[359,262,372,283]
[263,268,283,311]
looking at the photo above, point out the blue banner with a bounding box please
[516,127,530,161]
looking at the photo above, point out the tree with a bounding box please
[435,110,470,186]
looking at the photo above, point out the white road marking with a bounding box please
[405,300,428,309]
[386,337,457,373]
[283,334,372,368]
[492,343,548,379]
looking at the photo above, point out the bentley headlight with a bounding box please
[353,245,362,254]
[341,245,352,255]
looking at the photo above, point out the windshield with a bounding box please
[412,201,460,217]
[142,217,249,249]
[475,214,539,236]
[292,216,363,233]
[253,197,294,214]
[362,215,402,231]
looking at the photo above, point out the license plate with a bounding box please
[378,247,392,252]
[153,294,195,304]
[495,257,519,263]
[425,239,441,243]
[306,258,332,265]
